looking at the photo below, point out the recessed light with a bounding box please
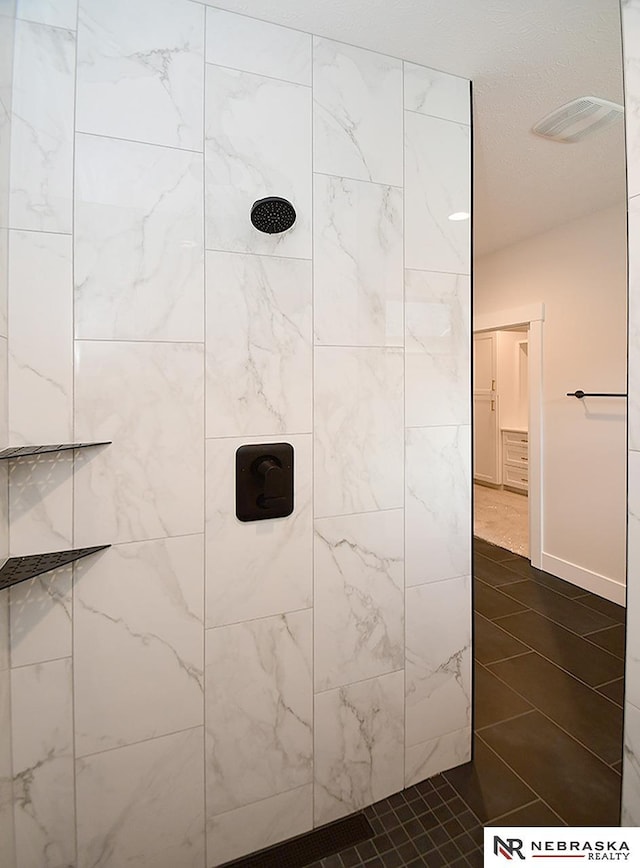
[448,212,470,221]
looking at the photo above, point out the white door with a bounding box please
[473,332,499,484]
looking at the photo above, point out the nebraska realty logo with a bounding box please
[484,828,637,866]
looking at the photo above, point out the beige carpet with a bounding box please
[474,483,529,557]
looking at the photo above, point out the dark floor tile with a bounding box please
[597,678,625,707]
[474,663,532,729]
[465,850,484,868]
[473,554,522,587]
[340,848,363,867]
[494,800,565,826]
[362,858,383,867]
[480,712,621,825]
[474,537,520,562]
[320,857,344,868]
[585,624,626,659]
[474,614,530,665]
[576,592,626,623]
[396,840,419,862]
[443,738,536,823]
[356,840,377,861]
[494,610,623,687]
[453,832,478,855]
[439,840,462,862]
[488,651,623,765]
[498,580,616,635]
[413,832,436,855]
[372,833,393,855]
[378,850,403,868]
[475,581,529,620]
[497,559,586,598]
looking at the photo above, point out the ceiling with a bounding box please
[205,0,627,255]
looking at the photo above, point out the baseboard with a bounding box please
[540,552,626,606]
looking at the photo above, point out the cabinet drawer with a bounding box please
[504,464,528,490]
[504,443,528,466]
[503,430,528,447]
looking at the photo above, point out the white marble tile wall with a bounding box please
[623,0,640,826]
[3,5,472,864]
[0,4,14,864]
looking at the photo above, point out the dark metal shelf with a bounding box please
[0,545,110,591]
[0,442,111,460]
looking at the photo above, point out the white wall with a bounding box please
[2,2,472,864]
[475,204,627,596]
[496,330,528,432]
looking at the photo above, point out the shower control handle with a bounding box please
[255,457,286,507]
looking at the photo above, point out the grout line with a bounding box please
[313,168,403,190]
[75,723,204,761]
[474,708,535,733]
[204,244,311,263]
[205,58,311,89]
[75,128,204,155]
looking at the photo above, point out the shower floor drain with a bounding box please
[220,812,374,867]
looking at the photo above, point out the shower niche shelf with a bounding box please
[0,442,111,460]
[0,545,111,591]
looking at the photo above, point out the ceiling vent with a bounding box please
[532,96,623,143]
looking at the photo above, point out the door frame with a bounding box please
[474,302,545,568]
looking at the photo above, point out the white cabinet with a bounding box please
[502,428,528,492]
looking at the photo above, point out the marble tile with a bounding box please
[405,269,470,427]
[205,433,312,627]
[0,231,7,337]
[205,8,311,85]
[75,134,204,342]
[626,451,640,709]
[314,509,404,691]
[76,0,204,150]
[0,667,14,868]
[405,425,471,585]
[314,670,404,825]
[629,196,640,452]
[206,251,312,437]
[76,727,205,868]
[205,64,311,258]
[405,112,470,274]
[11,658,75,868]
[8,453,73,556]
[313,38,402,186]
[205,610,312,815]
[313,175,403,347]
[404,62,470,124]
[74,536,203,757]
[405,726,471,788]
[74,341,204,546]
[405,578,471,747]
[0,588,8,671]
[8,230,72,442]
[315,347,403,517]
[207,784,312,866]
[9,20,75,233]
[623,701,640,826]
[10,567,72,668]
[623,0,640,199]
[17,0,77,29]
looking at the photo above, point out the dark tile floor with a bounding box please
[232,538,625,868]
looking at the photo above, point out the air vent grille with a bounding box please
[532,96,623,143]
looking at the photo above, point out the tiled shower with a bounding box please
[0,1,471,866]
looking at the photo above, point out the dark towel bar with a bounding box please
[566,390,627,399]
